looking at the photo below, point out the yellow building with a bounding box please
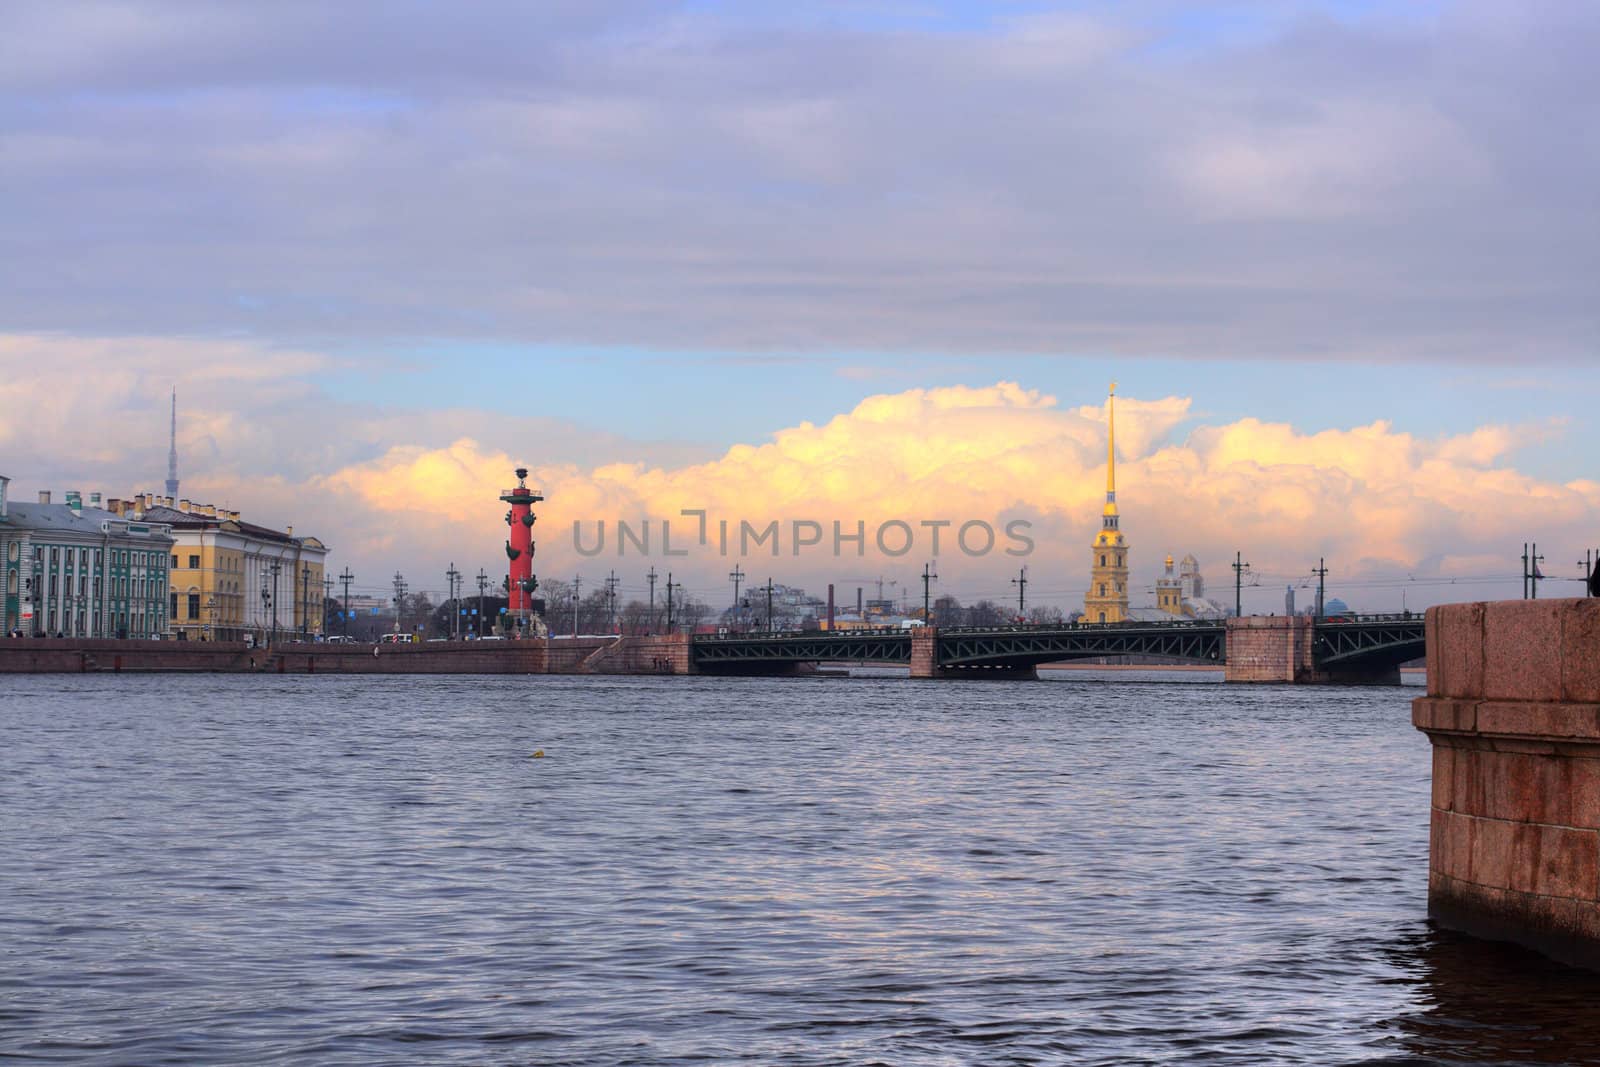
[1085,383,1129,624]
[1157,554,1183,615]
[110,494,327,642]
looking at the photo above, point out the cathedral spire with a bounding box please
[1085,380,1129,624]
[1103,382,1117,520]
[165,388,180,498]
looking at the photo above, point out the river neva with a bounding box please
[5,673,1600,1065]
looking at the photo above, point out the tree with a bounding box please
[403,592,434,634]
[967,599,1007,626]
[1027,605,1065,625]
[619,598,653,635]
[932,594,964,626]
[676,594,710,632]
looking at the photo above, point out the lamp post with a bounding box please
[476,568,488,638]
[446,562,461,640]
[269,559,281,642]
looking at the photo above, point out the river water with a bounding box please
[5,672,1600,1065]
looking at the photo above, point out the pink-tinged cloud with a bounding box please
[314,382,1598,606]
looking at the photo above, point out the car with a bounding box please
[325,635,357,645]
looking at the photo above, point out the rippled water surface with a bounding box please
[6,673,1600,1065]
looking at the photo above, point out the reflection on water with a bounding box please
[0,672,1590,1064]
[1386,927,1600,1064]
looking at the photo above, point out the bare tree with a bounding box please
[619,598,652,635]
[967,599,1007,626]
[676,594,710,632]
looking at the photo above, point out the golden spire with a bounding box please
[1103,382,1118,517]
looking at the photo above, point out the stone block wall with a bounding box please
[575,633,697,674]
[909,627,939,678]
[0,637,257,673]
[1224,615,1318,683]
[1415,598,1600,968]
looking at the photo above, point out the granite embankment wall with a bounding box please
[0,633,699,675]
[1414,599,1600,968]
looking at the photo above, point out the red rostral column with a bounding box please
[500,468,544,630]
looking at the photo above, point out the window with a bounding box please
[1100,554,1106,566]
[188,593,201,619]
[50,547,59,566]
[1099,583,1106,596]
[189,555,200,569]
[171,592,179,617]
[172,555,179,569]
[1098,612,1106,623]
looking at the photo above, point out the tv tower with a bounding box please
[165,388,180,497]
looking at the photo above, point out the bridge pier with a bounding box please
[1220,615,1406,684]
[910,626,940,678]
[1223,616,1324,683]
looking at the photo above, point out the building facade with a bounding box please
[1157,554,1183,615]
[111,494,327,642]
[0,482,174,638]
[1084,384,1129,624]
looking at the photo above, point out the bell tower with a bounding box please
[1084,383,1129,624]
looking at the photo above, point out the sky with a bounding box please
[1,0,1596,614]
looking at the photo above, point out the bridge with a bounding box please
[691,613,1424,684]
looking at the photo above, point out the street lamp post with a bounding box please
[446,563,461,640]
[269,560,281,642]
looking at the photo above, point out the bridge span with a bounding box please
[691,614,1423,684]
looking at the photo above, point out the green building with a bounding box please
[1,478,175,638]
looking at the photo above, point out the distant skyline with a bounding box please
[2,1,1595,610]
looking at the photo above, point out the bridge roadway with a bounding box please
[690,614,1426,684]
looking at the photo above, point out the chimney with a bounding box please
[38,490,52,505]
[178,499,190,512]
[89,492,101,507]
[286,525,293,537]
[66,490,83,515]
[203,504,216,518]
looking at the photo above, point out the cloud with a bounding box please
[5,340,1592,606]
[1,2,1596,362]
[0,331,714,516]
[314,381,1600,607]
